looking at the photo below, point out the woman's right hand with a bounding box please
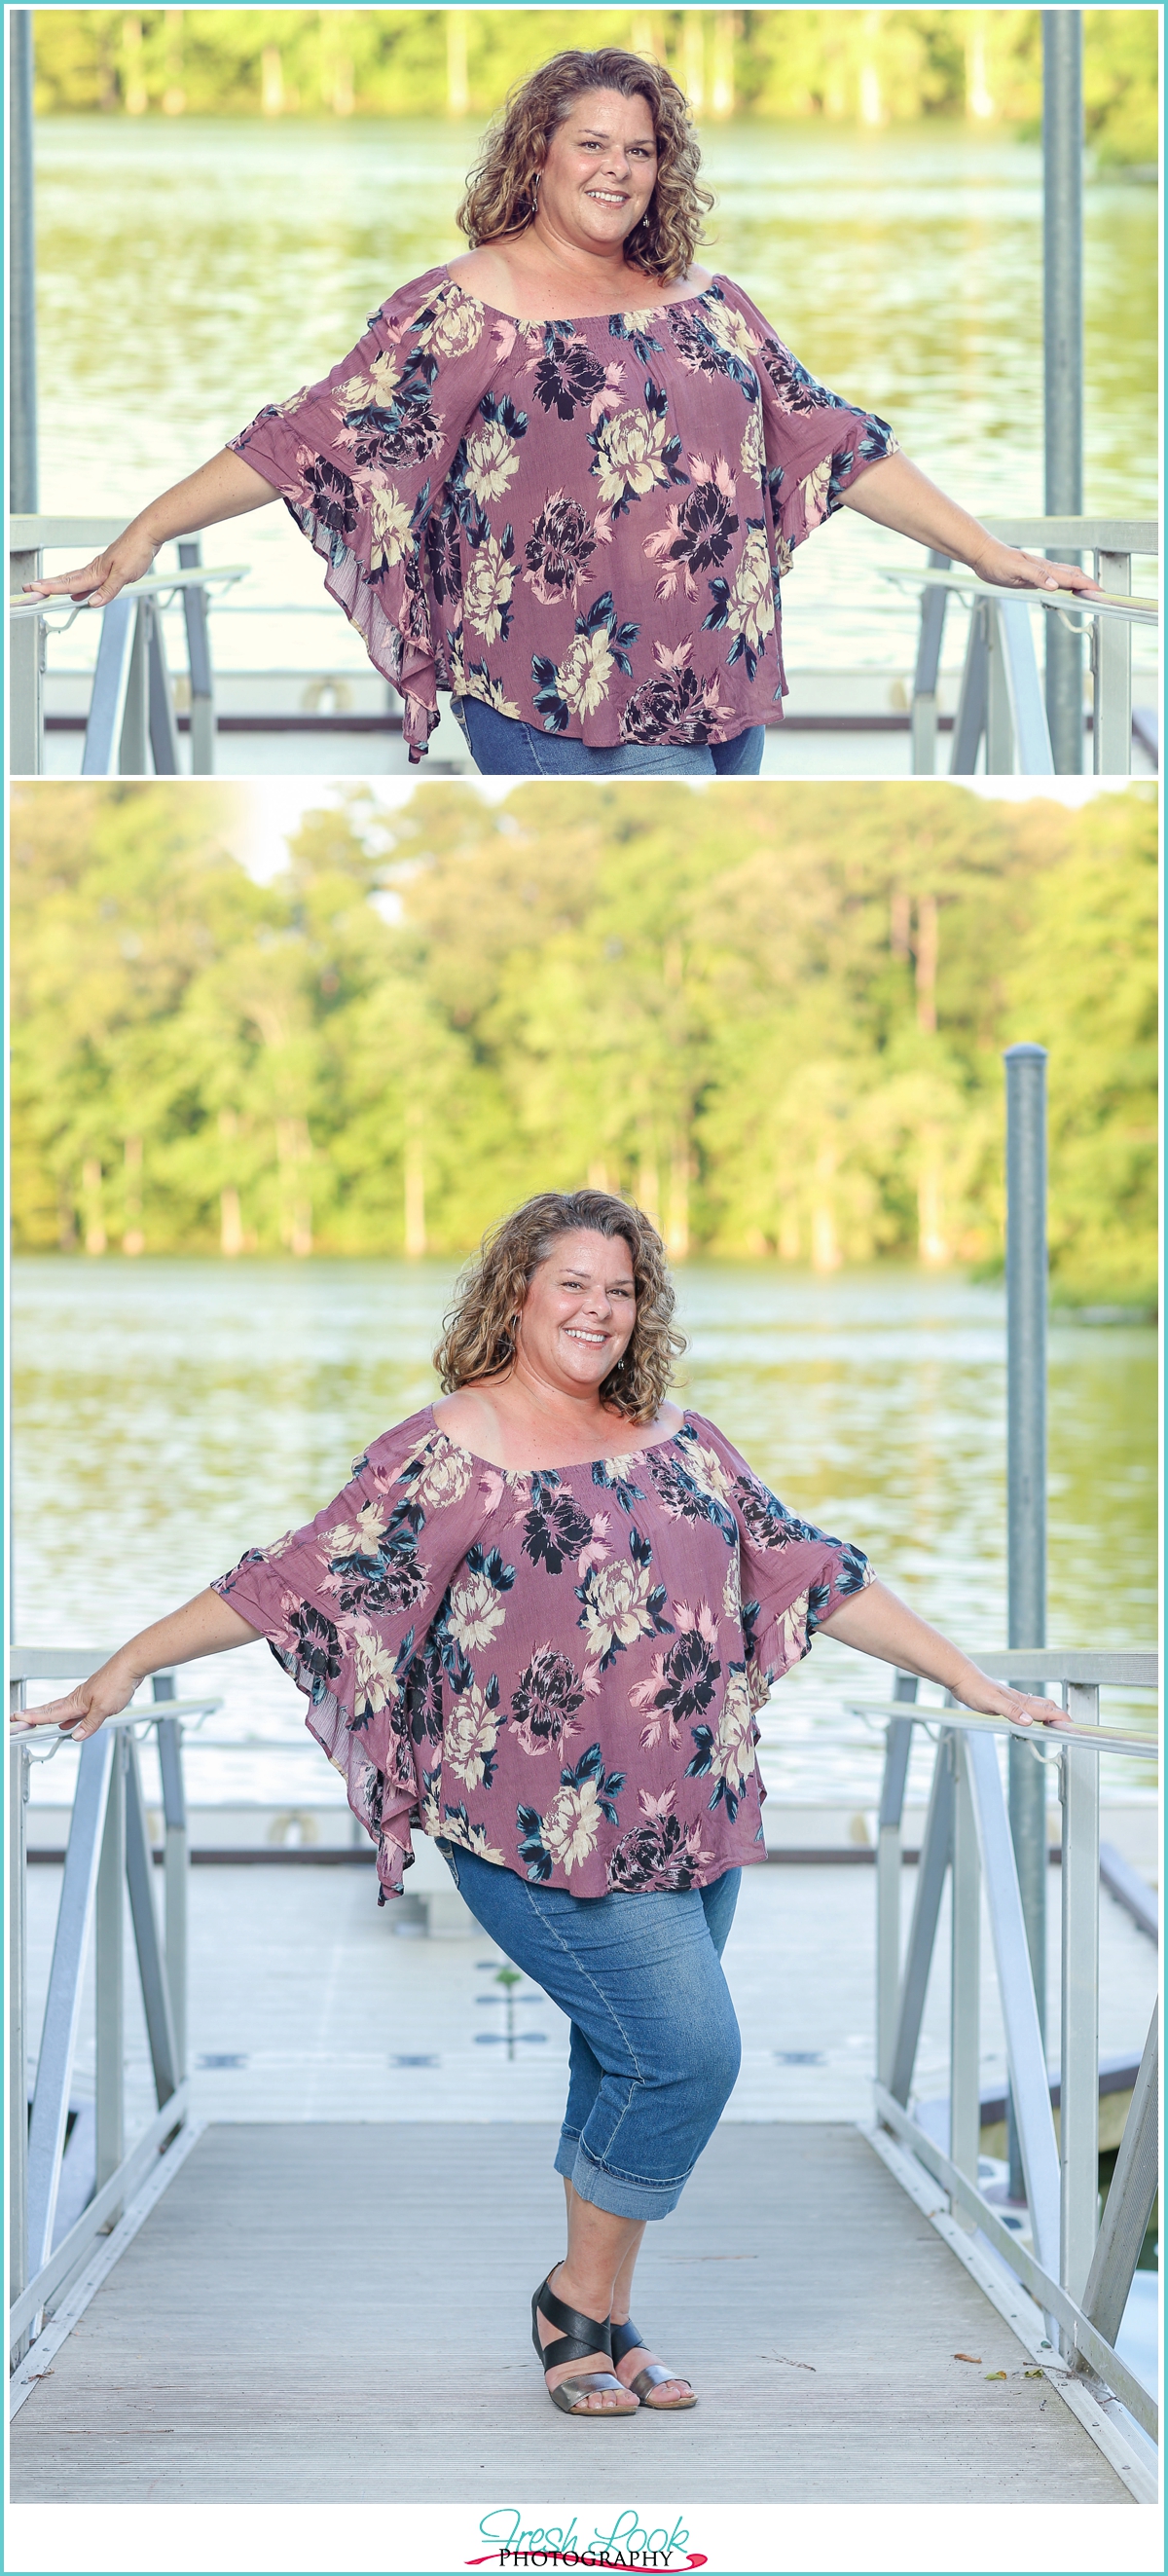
[24,527,158,609]
[12,1652,144,1744]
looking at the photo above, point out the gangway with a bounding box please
[8,1646,1158,2503]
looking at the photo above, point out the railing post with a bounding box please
[1004,1041,1048,2201]
[876,1676,917,2087]
[94,1731,127,2215]
[178,538,217,773]
[910,554,950,774]
[948,1727,981,2228]
[119,601,150,774]
[1042,10,1084,771]
[888,1735,955,2109]
[1077,2006,1159,2362]
[1059,1682,1100,2323]
[154,1675,189,2079]
[985,605,1015,772]
[146,602,182,774]
[1091,550,1133,773]
[949,604,989,775]
[26,1731,116,2275]
[10,1723,30,2344]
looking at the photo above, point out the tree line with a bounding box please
[32,11,1156,166]
[12,781,1154,1305]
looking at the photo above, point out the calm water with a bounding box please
[13,1259,1156,1813]
[34,117,1158,675]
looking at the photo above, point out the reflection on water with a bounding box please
[13,1260,1156,1811]
[34,119,1157,672]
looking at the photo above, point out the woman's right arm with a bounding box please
[22,450,280,608]
[10,1589,261,1743]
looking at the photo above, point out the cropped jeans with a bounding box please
[450,695,766,780]
[436,1840,742,2220]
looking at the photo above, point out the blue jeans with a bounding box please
[452,695,765,779]
[436,1840,742,2220]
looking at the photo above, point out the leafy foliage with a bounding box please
[10,780,1155,1304]
[31,10,1157,166]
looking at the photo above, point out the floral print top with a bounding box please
[212,1407,872,1902]
[229,265,896,760]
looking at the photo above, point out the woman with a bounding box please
[22,1191,1068,2420]
[28,49,1097,779]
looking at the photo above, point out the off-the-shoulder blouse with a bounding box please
[212,1407,872,1903]
[229,266,896,760]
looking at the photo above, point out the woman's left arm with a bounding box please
[840,450,1099,598]
[817,1575,1069,1728]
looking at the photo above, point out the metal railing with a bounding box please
[869,1649,1158,2448]
[8,1653,221,2368]
[9,517,246,777]
[895,517,1158,776]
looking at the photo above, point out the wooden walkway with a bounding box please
[12,2121,1129,2505]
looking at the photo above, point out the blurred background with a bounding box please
[24,7,1159,766]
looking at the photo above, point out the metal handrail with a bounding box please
[873,1664,1159,2450]
[7,523,243,777]
[8,1664,218,2372]
[904,515,1159,776]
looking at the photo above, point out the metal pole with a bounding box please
[1004,1042,1048,2199]
[1042,11,1083,771]
[9,10,38,512]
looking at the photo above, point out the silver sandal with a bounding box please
[610,2316,697,2410]
[530,2273,639,2417]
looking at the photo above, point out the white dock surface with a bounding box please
[10,2118,1130,2504]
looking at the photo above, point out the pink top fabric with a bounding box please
[229,266,896,760]
[212,1407,873,1903]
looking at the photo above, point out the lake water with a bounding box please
[33,116,1158,679]
[13,1258,1156,1815]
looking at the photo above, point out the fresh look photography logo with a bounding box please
[467,2506,706,2568]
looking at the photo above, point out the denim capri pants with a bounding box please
[436,1841,742,2221]
[450,695,766,780]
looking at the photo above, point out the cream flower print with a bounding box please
[463,534,516,643]
[727,527,775,649]
[740,403,765,481]
[541,1775,604,1874]
[338,348,403,410]
[413,1442,472,1511]
[367,479,413,573]
[464,668,524,721]
[798,456,833,534]
[464,419,521,506]
[326,1500,387,1558]
[418,291,483,361]
[557,623,617,718]
[704,300,761,367]
[352,1625,401,1714]
[454,1816,508,1866]
[447,1549,513,1654]
[592,405,674,508]
[576,1529,671,1669]
[683,1442,735,1507]
[773,532,793,577]
[444,1677,506,1790]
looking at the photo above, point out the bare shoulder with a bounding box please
[651,1398,687,1436]
[446,244,516,298]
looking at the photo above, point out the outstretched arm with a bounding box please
[11,1589,262,1745]
[841,451,1099,600]
[817,1576,1069,1728]
[23,449,280,610]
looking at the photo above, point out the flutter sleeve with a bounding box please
[716,278,898,568]
[211,1410,488,1898]
[685,1414,873,1702]
[228,268,496,760]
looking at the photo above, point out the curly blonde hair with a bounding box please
[456,49,713,284]
[433,1191,685,1424]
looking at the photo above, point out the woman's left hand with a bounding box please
[966,537,1101,599]
[951,1674,1070,1729]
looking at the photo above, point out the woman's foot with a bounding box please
[610,2316,695,2409]
[535,2263,639,2414]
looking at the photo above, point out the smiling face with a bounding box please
[536,87,659,258]
[516,1227,639,1396]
